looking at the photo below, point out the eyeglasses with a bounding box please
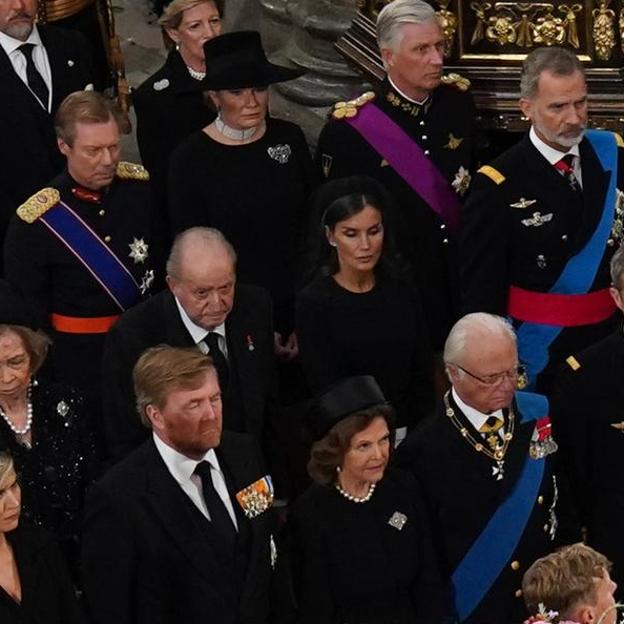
[453,363,526,386]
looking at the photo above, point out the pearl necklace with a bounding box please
[335,482,376,503]
[186,65,205,81]
[0,383,33,437]
[215,113,257,141]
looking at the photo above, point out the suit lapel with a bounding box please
[142,441,223,585]
[38,26,66,111]
[161,291,196,347]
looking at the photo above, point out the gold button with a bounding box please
[511,560,520,571]
[515,589,522,598]
[99,209,105,216]
[537,495,544,504]
[104,235,111,243]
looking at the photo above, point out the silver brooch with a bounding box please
[388,511,408,531]
[67,59,74,67]
[153,79,170,92]
[128,237,149,264]
[57,401,69,417]
[267,144,291,164]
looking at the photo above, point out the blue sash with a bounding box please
[39,200,140,311]
[515,130,618,389]
[452,391,548,621]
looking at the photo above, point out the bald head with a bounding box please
[166,228,237,330]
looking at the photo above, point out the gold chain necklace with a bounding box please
[443,391,515,480]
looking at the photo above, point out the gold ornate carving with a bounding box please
[593,0,616,60]
[619,8,624,53]
[471,2,582,49]
[436,0,458,56]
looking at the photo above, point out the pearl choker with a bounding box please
[186,65,205,81]
[335,482,376,503]
[215,113,257,141]
[0,382,33,445]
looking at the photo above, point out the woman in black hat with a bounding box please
[296,176,434,444]
[168,31,315,355]
[133,0,225,229]
[280,376,446,624]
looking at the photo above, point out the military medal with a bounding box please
[445,133,464,150]
[529,417,558,459]
[128,237,149,264]
[521,212,553,227]
[452,166,471,196]
[509,197,537,209]
[139,269,154,295]
[236,475,274,518]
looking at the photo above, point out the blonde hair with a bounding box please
[159,0,223,29]
[133,345,216,427]
[0,452,14,484]
[522,543,612,621]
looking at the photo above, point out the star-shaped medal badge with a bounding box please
[452,166,471,196]
[128,238,149,264]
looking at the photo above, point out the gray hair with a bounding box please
[443,312,517,367]
[610,244,624,288]
[166,227,237,280]
[520,47,585,100]
[376,0,438,53]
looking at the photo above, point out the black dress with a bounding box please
[283,468,446,624]
[133,49,216,230]
[0,525,85,624]
[295,274,434,429]
[0,380,97,579]
[168,118,316,333]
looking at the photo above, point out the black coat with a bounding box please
[81,433,274,624]
[394,393,576,624]
[316,80,477,348]
[0,525,85,624]
[133,50,215,229]
[551,328,624,593]
[4,169,160,393]
[460,134,624,388]
[101,286,282,481]
[282,468,447,624]
[0,25,94,272]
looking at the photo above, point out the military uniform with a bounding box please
[551,329,624,595]
[316,78,477,348]
[460,133,624,390]
[4,163,159,396]
[394,392,577,623]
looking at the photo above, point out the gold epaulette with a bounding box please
[116,161,150,182]
[16,188,60,223]
[614,132,624,148]
[478,165,505,185]
[566,355,581,371]
[331,91,376,120]
[441,72,471,92]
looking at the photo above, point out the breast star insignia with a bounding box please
[445,133,464,150]
[452,166,471,196]
[128,238,149,264]
[610,421,624,432]
[521,212,553,227]
[510,197,537,209]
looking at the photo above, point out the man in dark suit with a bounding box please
[82,345,275,624]
[395,313,576,624]
[0,0,94,272]
[101,227,282,482]
[551,244,624,597]
[460,46,624,393]
[317,0,477,349]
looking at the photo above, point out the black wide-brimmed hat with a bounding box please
[305,376,389,441]
[194,31,303,91]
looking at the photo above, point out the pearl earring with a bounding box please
[329,241,337,248]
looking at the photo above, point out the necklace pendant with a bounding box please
[492,460,505,480]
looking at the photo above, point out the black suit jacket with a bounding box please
[394,394,578,624]
[81,433,274,624]
[0,25,94,270]
[102,285,279,463]
[0,526,85,624]
[460,133,623,387]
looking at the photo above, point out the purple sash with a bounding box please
[346,102,461,230]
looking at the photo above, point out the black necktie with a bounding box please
[554,154,580,191]
[18,43,49,109]
[194,460,237,545]
[205,332,229,391]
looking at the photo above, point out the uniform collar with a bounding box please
[529,125,581,166]
[384,77,432,116]
[452,387,504,431]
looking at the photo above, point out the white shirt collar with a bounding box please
[529,125,580,165]
[0,25,42,57]
[451,387,503,432]
[173,295,226,344]
[388,76,429,106]
[153,432,220,484]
